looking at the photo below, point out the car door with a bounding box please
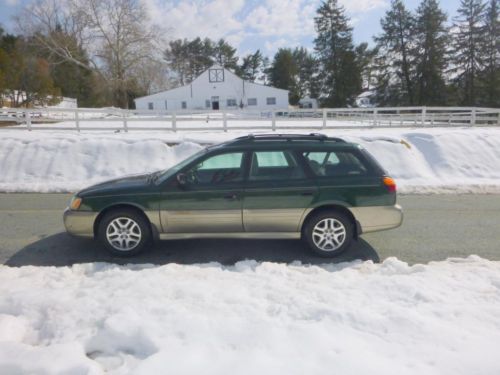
[160,151,246,233]
[242,150,318,232]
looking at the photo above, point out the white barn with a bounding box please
[134,65,289,111]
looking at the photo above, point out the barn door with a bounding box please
[211,96,219,110]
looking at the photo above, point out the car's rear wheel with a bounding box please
[98,209,151,256]
[303,210,354,257]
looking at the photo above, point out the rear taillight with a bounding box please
[383,176,397,193]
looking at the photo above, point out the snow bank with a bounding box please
[0,256,499,374]
[0,136,203,192]
[0,127,499,193]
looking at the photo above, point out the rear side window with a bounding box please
[303,151,368,177]
[250,151,305,181]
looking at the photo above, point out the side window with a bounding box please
[250,151,305,181]
[266,97,276,105]
[303,151,367,177]
[185,152,244,185]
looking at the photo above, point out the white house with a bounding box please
[134,65,289,111]
[355,91,375,108]
[298,97,318,109]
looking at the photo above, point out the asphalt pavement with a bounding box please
[0,193,498,266]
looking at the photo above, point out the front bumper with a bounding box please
[63,208,97,238]
[350,204,403,234]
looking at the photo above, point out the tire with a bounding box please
[303,210,354,257]
[98,209,152,256]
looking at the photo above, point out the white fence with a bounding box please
[1,106,499,132]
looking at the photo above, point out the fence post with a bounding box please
[122,110,128,132]
[322,108,327,129]
[372,109,378,126]
[172,112,177,132]
[421,106,427,126]
[470,108,476,126]
[26,110,32,131]
[223,111,228,132]
[75,109,80,132]
[271,110,276,131]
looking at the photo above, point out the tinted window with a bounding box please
[250,151,305,181]
[186,152,243,184]
[303,151,367,177]
[266,97,276,105]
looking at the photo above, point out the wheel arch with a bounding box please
[300,204,361,238]
[93,203,158,239]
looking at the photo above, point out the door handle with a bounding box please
[301,190,315,196]
[223,193,238,200]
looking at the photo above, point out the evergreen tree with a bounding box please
[479,0,500,106]
[268,48,300,104]
[0,35,60,107]
[355,42,377,91]
[212,39,239,71]
[374,0,416,105]
[240,50,263,82]
[451,0,487,105]
[164,38,239,85]
[314,0,361,107]
[414,0,449,105]
[260,56,271,84]
[292,47,320,99]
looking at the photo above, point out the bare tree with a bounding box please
[18,0,166,108]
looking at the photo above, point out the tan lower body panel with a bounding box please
[162,210,242,233]
[243,208,306,232]
[349,204,403,233]
[159,232,301,240]
[63,209,97,238]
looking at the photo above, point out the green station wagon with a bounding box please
[64,134,403,257]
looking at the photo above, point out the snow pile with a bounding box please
[1,256,499,374]
[0,127,499,193]
[0,136,203,192]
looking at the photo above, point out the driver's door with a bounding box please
[159,151,246,233]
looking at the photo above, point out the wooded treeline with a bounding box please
[0,0,498,108]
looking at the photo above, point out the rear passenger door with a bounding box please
[242,150,317,232]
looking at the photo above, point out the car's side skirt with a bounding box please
[158,232,301,240]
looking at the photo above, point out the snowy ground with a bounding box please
[0,126,499,193]
[0,256,499,374]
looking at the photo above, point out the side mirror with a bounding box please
[176,173,187,187]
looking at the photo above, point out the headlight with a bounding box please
[70,196,82,210]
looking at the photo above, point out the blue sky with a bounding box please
[1,0,462,57]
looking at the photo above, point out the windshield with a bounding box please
[155,148,208,184]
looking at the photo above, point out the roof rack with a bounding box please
[233,133,346,143]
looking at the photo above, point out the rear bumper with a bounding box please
[350,204,403,234]
[63,208,97,238]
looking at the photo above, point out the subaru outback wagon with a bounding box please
[64,134,403,257]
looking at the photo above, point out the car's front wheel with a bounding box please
[98,209,151,256]
[303,210,354,257]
